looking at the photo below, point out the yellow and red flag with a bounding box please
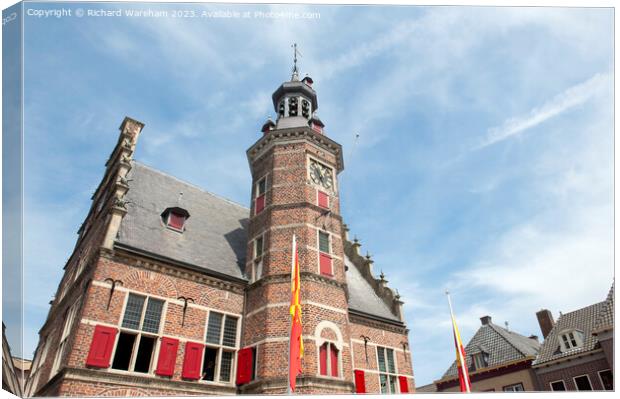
[289,235,304,392]
[447,292,471,393]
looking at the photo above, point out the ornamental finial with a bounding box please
[291,43,302,81]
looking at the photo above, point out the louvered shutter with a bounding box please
[155,337,179,376]
[256,194,265,214]
[398,376,409,393]
[319,343,328,375]
[235,347,254,385]
[181,341,204,380]
[330,344,339,377]
[320,253,332,276]
[318,191,329,208]
[85,325,118,368]
[354,370,366,393]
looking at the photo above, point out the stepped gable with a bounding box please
[342,228,404,323]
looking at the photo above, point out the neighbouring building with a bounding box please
[434,316,540,392]
[532,284,614,391]
[3,323,23,396]
[25,69,414,396]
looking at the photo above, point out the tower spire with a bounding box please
[291,43,301,81]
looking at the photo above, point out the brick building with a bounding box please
[433,315,540,392]
[532,284,614,391]
[25,72,414,396]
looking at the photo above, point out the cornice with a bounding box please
[246,127,344,172]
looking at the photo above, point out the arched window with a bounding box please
[315,321,343,379]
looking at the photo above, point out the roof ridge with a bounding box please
[132,160,250,211]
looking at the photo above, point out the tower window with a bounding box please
[301,99,310,118]
[278,100,285,117]
[289,96,298,116]
[319,342,339,377]
[255,177,266,214]
[318,231,332,276]
[319,231,330,253]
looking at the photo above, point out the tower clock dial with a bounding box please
[309,159,334,190]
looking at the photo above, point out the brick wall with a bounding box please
[534,355,610,391]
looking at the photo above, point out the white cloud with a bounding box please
[474,73,610,150]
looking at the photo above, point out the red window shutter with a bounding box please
[354,370,366,393]
[236,347,254,385]
[155,337,179,376]
[168,212,185,230]
[318,191,329,208]
[319,343,327,375]
[399,376,409,393]
[330,344,339,377]
[256,194,265,214]
[181,341,204,380]
[320,253,332,276]
[85,325,118,368]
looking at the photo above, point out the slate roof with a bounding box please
[345,255,401,322]
[532,301,606,366]
[117,162,250,280]
[443,322,540,378]
[116,161,401,322]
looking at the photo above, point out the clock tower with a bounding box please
[241,69,353,393]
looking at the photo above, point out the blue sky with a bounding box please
[17,1,613,386]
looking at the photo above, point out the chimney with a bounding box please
[536,309,555,339]
[480,316,492,325]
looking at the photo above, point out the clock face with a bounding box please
[309,160,334,190]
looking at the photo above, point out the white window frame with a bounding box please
[573,374,593,391]
[597,369,613,391]
[376,346,399,393]
[549,379,566,391]
[502,383,524,392]
[50,299,80,377]
[472,352,488,371]
[317,229,333,276]
[251,235,264,283]
[200,311,240,385]
[108,292,167,375]
[558,329,584,352]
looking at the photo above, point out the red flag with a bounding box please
[289,235,304,392]
[447,292,471,393]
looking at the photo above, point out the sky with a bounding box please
[13,0,614,387]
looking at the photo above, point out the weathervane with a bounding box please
[291,43,302,80]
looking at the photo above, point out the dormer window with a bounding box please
[161,207,190,232]
[558,329,584,352]
[471,352,489,371]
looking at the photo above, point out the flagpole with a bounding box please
[445,290,471,393]
[287,235,296,395]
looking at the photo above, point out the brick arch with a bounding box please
[96,387,151,397]
[315,320,343,350]
[121,269,178,298]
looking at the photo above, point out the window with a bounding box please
[550,380,566,391]
[598,370,613,390]
[51,300,80,376]
[26,338,51,396]
[255,178,266,214]
[167,212,186,230]
[255,236,264,259]
[318,231,332,276]
[319,231,330,253]
[202,311,239,383]
[558,329,584,351]
[574,375,593,391]
[377,346,398,393]
[111,293,164,373]
[318,190,329,208]
[289,96,298,116]
[319,343,339,377]
[472,352,489,370]
[503,383,524,392]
